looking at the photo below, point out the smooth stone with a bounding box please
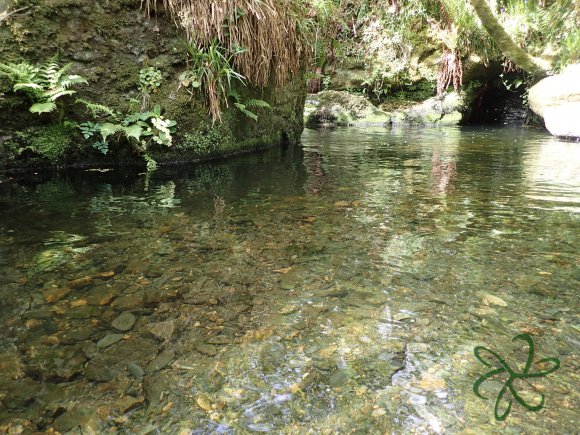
[114,395,144,413]
[128,362,145,379]
[194,343,217,357]
[53,406,97,433]
[146,350,175,373]
[112,312,137,332]
[97,333,125,348]
[147,319,180,341]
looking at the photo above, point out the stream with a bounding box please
[0,126,578,433]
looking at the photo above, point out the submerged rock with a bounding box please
[529,64,580,138]
[112,312,137,332]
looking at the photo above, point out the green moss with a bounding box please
[24,123,78,162]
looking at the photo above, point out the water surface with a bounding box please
[0,126,578,433]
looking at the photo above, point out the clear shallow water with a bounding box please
[0,126,578,434]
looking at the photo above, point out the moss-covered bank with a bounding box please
[0,0,306,171]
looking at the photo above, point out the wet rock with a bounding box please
[22,307,52,320]
[53,406,98,433]
[87,284,122,306]
[26,347,87,382]
[146,350,175,373]
[111,293,144,310]
[112,312,137,331]
[128,362,145,380]
[147,319,180,341]
[68,276,93,289]
[194,343,218,357]
[143,373,172,406]
[114,395,144,413]
[481,292,508,307]
[143,267,164,278]
[97,333,125,349]
[85,357,119,382]
[60,326,97,345]
[69,305,99,319]
[43,286,71,303]
[328,369,353,387]
[0,351,25,381]
[0,379,41,409]
[144,286,179,306]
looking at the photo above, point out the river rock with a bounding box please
[145,350,175,373]
[128,362,145,379]
[53,406,98,433]
[112,312,137,331]
[114,395,144,413]
[147,319,180,341]
[85,357,119,382]
[97,333,125,348]
[529,64,580,138]
[43,286,71,303]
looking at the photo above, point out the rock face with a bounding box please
[529,64,580,138]
[0,0,305,169]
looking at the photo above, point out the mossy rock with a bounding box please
[390,92,465,126]
[305,90,391,128]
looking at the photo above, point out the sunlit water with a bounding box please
[0,127,578,434]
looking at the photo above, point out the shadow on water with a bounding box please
[0,126,578,433]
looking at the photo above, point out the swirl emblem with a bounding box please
[473,333,560,421]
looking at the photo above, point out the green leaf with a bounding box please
[99,122,123,141]
[14,82,42,91]
[122,124,143,142]
[30,102,56,113]
[246,98,270,108]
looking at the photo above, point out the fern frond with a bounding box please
[30,101,57,113]
[122,124,143,142]
[245,98,271,108]
[46,89,76,100]
[99,122,124,141]
[76,99,116,117]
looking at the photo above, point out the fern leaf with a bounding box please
[99,122,123,141]
[241,108,258,121]
[13,82,42,91]
[29,102,56,113]
[76,99,116,117]
[47,89,76,101]
[122,124,143,142]
[245,99,270,108]
[61,75,88,88]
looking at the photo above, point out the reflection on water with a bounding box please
[0,127,578,433]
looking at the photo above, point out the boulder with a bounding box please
[529,64,580,138]
[390,92,463,126]
[305,91,391,128]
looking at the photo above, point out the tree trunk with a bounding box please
[469,0,547,76]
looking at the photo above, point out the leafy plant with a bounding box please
[179,39,246,123]
[0,60,87,116]
[76,99,176,169]
[139,66,163,94]
[227,89,270,121]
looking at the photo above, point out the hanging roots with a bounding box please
[437,49,463,96]
[141,0,308,89]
